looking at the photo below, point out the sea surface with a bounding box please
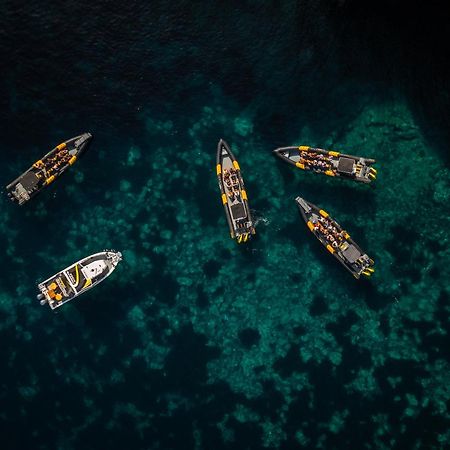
[0,1,449,449]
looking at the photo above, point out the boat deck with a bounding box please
[274,146,377,183]
[6,133,92,205]
[296,197,374,278]
[222,156,247,221]
[38,251,119,309]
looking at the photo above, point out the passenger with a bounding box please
[332,241,338,248]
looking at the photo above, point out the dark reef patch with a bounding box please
[164,325,221,393]
[289,272,303,284]
[226,417,263,450]
[309,295,329,316]
[196,286,209,308]
[273,345,303,378]
[203,259,221,279]
[238,328,261,349]
[293,325,307,336]
[326,311,359,339]
[150,272,180,307]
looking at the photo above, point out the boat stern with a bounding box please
[6,177,34,205]
[36,273,75,310]
[235,222,256,243]
[345,158,377,183]
[359,256,375,279]
[339,242,375,279]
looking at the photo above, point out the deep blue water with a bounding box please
[1,1,449,449]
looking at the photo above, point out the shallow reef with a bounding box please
[1,90,449,449]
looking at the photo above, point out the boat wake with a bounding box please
[251,210,269,228]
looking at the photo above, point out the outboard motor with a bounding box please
[37,293,47,305]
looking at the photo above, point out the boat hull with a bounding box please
[295,197,374,279]
[6,133,92,205]
[274,146,377,183]
[216,139,255,243]
[37,250,122,310]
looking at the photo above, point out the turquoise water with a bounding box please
[1,1,449,449]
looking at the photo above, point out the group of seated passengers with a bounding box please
[313,216,347,249]
[50,149,71,172]
[300,151,333,172]
[224,168,240,200]
[37,149,71,179]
